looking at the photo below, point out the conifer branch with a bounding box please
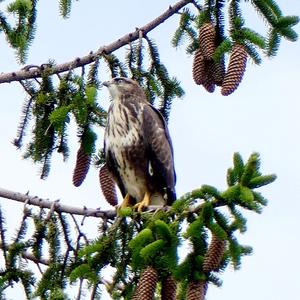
[0,187,170,219]
[0,242,49,265]
[0,0,193,85]
[0,187,116,219]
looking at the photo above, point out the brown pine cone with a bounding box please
[187,281,207,300]
[212,57,226,86]
[136,266,158,300]
[99,164,118,206]
[131,289,139,300]
[199,23,216,60]
[221,44,248,96]
[203,234,227,273]
[72,147,91,187]
[192,49,206,85]
[202,60,216,93]
[161,276,177,300]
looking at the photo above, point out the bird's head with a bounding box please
[103,77,145,100]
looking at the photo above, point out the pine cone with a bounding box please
[72,147,91,187]
[131,289,139,300]
[192,49,206,85]
[136,266,158,300]
[99,164,118,206]
[203,234,227,273]
[199,23,216,59]
[187,281,207,300]
[212,57,225,86]
[161,276,177,300]
[202,60,216,93]
[221,44,248,96]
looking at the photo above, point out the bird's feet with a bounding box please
[134,191,151,212]
[119,194,132,209]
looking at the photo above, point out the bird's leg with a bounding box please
[120,193,132,209]
[134,191,151,212]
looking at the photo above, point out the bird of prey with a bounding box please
[102,77,176,211]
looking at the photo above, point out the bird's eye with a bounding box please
[114,78,124,84]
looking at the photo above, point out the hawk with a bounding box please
[102,77,176,211]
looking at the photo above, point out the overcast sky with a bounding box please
[0,1,300,299]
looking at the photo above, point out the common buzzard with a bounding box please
[102,77,176,211]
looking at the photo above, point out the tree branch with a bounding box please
[0,242,50,265]
[0,0,193,84]
[0,187,117,219]
[0,187,170,219]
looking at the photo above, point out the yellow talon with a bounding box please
[120,194,132,209]
[134,191,151,212]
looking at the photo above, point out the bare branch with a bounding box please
[0,187,172,219]
[0,187,117,219]
[0,0,193,84]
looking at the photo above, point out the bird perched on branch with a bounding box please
[102,77,176,211]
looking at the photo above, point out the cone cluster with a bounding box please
[99,164,118,206]
[135,266,158,300]
[203,234,227,273]
[187,281,207,300]
[221,44,248,96]
[72,147,91,187]
[161,276,177,300]
[193,23,248,95]
[192,23,225,93]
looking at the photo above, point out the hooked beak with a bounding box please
[102,81,110,87]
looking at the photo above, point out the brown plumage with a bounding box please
[221,44,248,96]
[103,77,176,211]
[72,147,91,187]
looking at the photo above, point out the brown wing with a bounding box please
[142,104,176,204]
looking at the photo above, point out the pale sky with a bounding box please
[0,1,300,299]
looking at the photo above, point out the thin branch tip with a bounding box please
[0,0,193,84]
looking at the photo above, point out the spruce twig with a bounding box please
[0,0,194,84]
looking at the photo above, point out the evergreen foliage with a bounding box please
[0,153,276,298]
[0,0,294,177]
[0,0,295,298]
[0,0,37,63]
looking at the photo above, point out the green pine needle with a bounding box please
[139,239,165,263]
[249,174,277,189]
[59,0,72,18]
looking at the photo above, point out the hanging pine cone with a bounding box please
[199,23,216,60]
[72,147,91,187]
[192,49,206,85]
[161,276,177,300]
[136,266,158,300]
[99,164,118,206]
[203,234,227,273]
[212,56,226,86]
[221,44,248,96]
[187,281,207,300]
[202,60,216,93]
[131,289,139,300]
